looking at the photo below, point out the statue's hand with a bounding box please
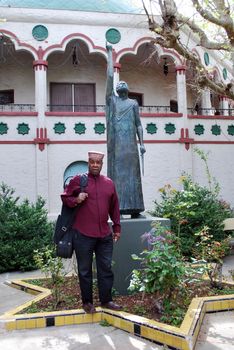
[106,43,112,52]
[140,144,146,154]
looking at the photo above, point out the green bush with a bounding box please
[0,183,53,272]
[150,175,233,256]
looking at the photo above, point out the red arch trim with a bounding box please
[116,36,183,64]
[42,33,107,59]
[0,29,37,57]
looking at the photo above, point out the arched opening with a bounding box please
[119,43,176,113]
[0,35,35,111]
[47,39,106,112]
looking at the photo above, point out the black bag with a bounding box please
[54,173,88,259]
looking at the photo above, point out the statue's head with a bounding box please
[116,81,129,93]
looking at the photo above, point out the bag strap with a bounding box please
[61,173,88,234]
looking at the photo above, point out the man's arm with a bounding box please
[109,185,121,241]
[106,44,114,102]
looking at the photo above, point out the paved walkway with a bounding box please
[0,256,233,349]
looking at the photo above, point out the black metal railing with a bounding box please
[0,104,36,112]
[188,107,234,116]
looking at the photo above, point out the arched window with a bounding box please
[63,161,88,188]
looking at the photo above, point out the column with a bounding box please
[201,88,215,115]
[33,59,49,207]
[33,59,48,127]
[219,96,229,116]
[175,65,187,116]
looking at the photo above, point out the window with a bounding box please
[50,83,95,112]
[170,100,178,113]
[0,90,14,104]
[128,92,143,106]
[63,161,88,188]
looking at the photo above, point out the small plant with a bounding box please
[99,319,111,327]
[132,304,147,316]
[34,246,65,308]
[193,226,230,287]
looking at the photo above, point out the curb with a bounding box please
[0,277,234,350]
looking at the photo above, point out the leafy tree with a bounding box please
[142,0,234,100]
[0,183,53,272]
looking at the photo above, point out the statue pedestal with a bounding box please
[112,214,170,295]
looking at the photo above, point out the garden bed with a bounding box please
[19,275,234,326]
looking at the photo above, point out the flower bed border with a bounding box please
[0,277,234,350]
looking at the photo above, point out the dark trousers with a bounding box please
[73,230,114,304]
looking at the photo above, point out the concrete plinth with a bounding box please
[112,215,170,295]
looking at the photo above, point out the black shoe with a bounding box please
[83,302,96,313]
[101,301,122,311]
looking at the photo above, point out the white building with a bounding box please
[0,0,234,218]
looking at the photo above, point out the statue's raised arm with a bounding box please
[106,44,114,102]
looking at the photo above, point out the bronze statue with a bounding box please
[105,45,146,218]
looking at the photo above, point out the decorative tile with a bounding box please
[17,123,30,135]
[0,122,8,135]
[94,123,105,134]
[194,124,205,135]
[211,124,221,136]
[165,123,176,134]
[54,122,66,134]
[74,122,86,134]
[146,123,157,134]
[227,125,234,136]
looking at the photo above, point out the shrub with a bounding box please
[150,148,233,257]
[0,183,53,272]
[128,222,202,297]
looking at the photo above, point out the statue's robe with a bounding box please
[106,93,144,215]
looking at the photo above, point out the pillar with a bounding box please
[219,96,229,116]
[175,65,187,116]
[33,59,49,207]
[201,88,215,115]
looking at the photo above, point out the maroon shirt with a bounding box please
[61,173,121,238]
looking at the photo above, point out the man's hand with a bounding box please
[76,192,88,204]
[113,232,120,242]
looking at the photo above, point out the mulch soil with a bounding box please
[21,276,234,325]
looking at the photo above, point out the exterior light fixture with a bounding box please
[72,45,79,66]
[163,58,168,76]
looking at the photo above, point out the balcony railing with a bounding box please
[46,104,172,113]
[0,103,175,114]
[46,104,105,112]
[0,104,36,112]
[188,107,234,116]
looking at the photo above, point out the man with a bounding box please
[105,44,146,218]
[61,151,122,313]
